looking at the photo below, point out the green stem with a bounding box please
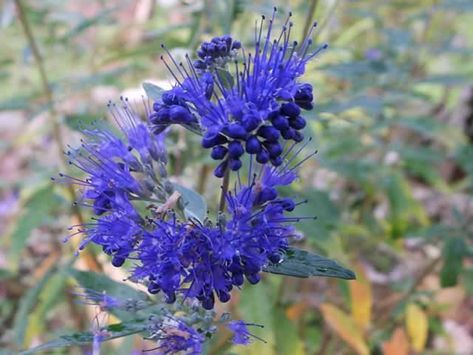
[301,0,319,43]
[218,168,230,213]
[15,0,102,272]
[197,164,211,194]
[314,0,339,41]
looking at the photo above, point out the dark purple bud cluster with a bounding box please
[294,83,314,110]
[204,90,312,177]
[194,35,241,70]
[270,100,307,143]
[149,9,325,178]
[150,89,198,134]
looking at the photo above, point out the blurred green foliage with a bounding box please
[1,0,472,354]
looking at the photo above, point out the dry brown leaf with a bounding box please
[320,303,369,355]
[286,302,309,321]
[382,327,409,355]
[350,264,372,329]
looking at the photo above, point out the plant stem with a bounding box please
[218,168,230,213]
[197,164,210,194]
[314,0,339,41]
[301,0,319,43]
[15,0,102,272]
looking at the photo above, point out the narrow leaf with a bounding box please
[237,281,275,355]
[173,183,207,223]
[70,269,148,301]
[8,185,57,268]
[216,68,234,89]
[349,265,372,329]
[263,247,356,280]
[405,303,428,352]
[69,269,149,321]
[24,270,69,346]
[142,82,165,101]
[12,265,57,346]
[273,308,305,355]
[21,319,147,354]
[440,237,465,287]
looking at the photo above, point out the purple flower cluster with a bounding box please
[61,102,312,313]
[226,320,265,345]
[132,158,306,309]
[193,35,241,70]
[150,7,325,177]
[149,317,204,355]
[61,6,320,320]
[58,99,172,267]
[56,7,329,354]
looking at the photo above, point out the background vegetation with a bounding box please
[1,0,472,354]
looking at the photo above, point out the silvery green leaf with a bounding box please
[216,68,234,90]
[20,319,147,354]
[263,247,356,280]
[143,82,165,101]
[173,183,207,223]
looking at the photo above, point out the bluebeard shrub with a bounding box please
[56,6,332,352]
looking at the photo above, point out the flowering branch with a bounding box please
[44,6,356,354]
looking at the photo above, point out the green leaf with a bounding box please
[437,0,473,11]
[65,113,101,131]
[216,68,234,89]
[440,237,466,287]
[142,82,165,101]
[59,7,119,42]
[318,95,383,116]
[292,189,340,252]
[9,185,58,266]
[70,269,147,300]
[263,247,356,280]
[273,308,305,355]
[24,269,70,346]
[463,268,473,295]
[237,280,275,355]
[173,183,207,223]
[12,265,57,346]
[7,185,58,268]
[69,269,149,321]
[20,319,147,354]
[416,73,473,86]
[383,172,427,239]
[0,268,14,280]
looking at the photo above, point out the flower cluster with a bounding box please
[75,289,261,354]
[133,155,310,309]
[60,99,313,312]
[148,316,205,354]
[58,99,178,267]
[59,8,324,353]
[150,7,325,177]
[193,35,241,70]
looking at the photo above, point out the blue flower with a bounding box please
[148,317,204,355]
[78,212,142,267]
[194,35,241,70]
[72,288,123,311]
[150,7,326,177]
[226,320,265,345]
[130,148,312,309]
[57,99,172,263]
